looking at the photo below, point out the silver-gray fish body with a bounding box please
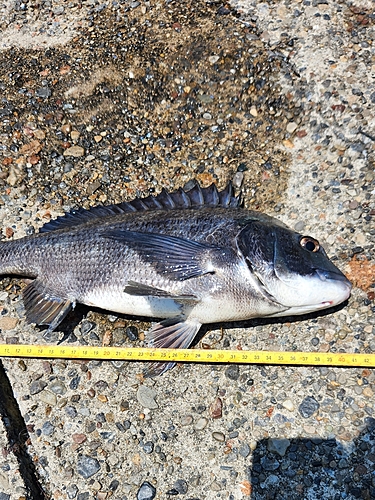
[0,183,351,375]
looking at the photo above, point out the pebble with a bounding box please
[209,397,223,419]
[136,481,156,500]
[208,55,220,64]
[142,441,154,454]
[0,316,18,330]
[126,325,139,341]
[282,399,295,412]
[225,365,240,381]
[286,122,298,134]
[298,396,320,418]
[172,479,188,494]
[260,456,280,471]
[41,421,55,436]
[136,386,158,409]
[239,443,251,458]
[29,380,47,395]
[66,485,78,499]
[267,438,290,457]
[63,146,85,157]
[48,380,67,395]
[212,431,225,442]
[194,417,208,431]
[36,87,51,98]
[180,415,193,426]
[77,455,101,479]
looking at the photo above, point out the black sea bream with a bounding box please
[0,183,351,375]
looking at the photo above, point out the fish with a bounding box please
[0,182,351,376]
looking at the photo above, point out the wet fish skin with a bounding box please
[0,182,352,376]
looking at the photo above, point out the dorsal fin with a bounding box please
[39,181,242,233]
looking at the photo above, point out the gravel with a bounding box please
[0,0,373,499]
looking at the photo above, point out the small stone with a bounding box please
[41,421,55,436]
[194,417,208,431]
[294,221,305,232]
[298,396,320,418]
[286,121,298,134]
[126,325,139,341]
[208,55,220,64]
[49,380,67,395]
[66,484,78,499]
[282,399,295,411]
[173,479,188,494]
[72,434,87,444]
[137,481,156,500]
[77,455,101,479]
[80,321,96,335]
[36,87,51,98]
[232,171,244,189]
[29,380,47,395]
[260,456,280,471]
[70,130,80,141]
[0,317,18,330]
[225,365,240,381]
[94,135,103,143]
[267,438,290,457]
[349,200,359,210]
[143,441,154,454]
[363,387,374,398]
[239,443,251,458]
[211,481,222,491]
[63,146,85,157]
[250,106,258,117]
[180,415,193,426]
[212,431,225,442]
[39,390,57,406]
[202,113,212,120]
[209,397,223,419]
[137,385,158,409]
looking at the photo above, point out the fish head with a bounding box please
[237,218,352,316]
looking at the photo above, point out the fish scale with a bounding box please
[0,182,351,376]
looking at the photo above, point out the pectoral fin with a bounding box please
[103,230,218,280]
[143,317,202,377]
[124,280,198,304]
[22,280,74,333]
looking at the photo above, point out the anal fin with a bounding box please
[22,280,74,333]
[143,317,201,377]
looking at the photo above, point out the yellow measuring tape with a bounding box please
[0,344,373,367]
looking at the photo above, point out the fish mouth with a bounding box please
[314,268,351,286]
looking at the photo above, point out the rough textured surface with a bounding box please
[0,0,374,499]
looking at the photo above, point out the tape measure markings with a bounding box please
[0,344,373,367]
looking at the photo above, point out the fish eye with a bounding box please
[300,236,320,253]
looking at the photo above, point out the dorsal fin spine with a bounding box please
[39,181,241,234]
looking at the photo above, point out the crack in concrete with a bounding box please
[0,360,49,499]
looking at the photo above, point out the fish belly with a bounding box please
[82,288,183,319]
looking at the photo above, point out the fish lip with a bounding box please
[314,268,352,287]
